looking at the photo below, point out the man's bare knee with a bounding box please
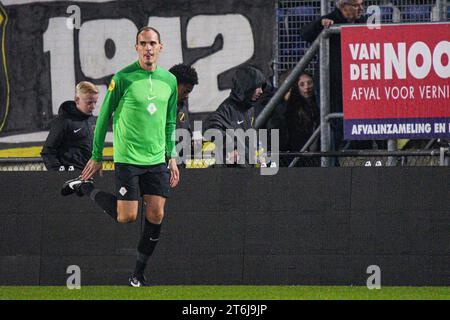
[117,208,138,223]
[144,195,166,224]
[117,213,137,223]
[146,209,164,224]
[117,200,138,223]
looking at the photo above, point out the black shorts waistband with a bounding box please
[115,162,167,169]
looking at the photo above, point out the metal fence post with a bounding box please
[273,0,280,87]
[320,33,331,167]
[321,0,329,16]
[433,0,445,21]
[320,0,331,167]
[387,139,398,166]
[440,147,449,166]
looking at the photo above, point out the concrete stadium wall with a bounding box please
[0,168,449,286]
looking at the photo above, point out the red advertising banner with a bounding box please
[341,23,450,140]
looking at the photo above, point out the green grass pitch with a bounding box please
[1,286,449,300]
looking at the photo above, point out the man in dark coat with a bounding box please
[203,65,267,166]
[301,0,366,149]
[169,63,199,162]
[41,81,98,171]
[168,63,199,133]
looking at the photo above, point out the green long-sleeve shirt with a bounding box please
[91,61,178,165]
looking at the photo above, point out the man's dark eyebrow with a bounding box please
[139,40,158,45]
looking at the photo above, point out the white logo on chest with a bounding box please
[147,103,157,115]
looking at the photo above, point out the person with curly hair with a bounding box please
[286,72,319,153]
[168,63,198,133]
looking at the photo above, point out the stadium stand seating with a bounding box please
[379,5,394,23]
[400,4,432,22]
[276,2,438,73]
[278,6,317,69]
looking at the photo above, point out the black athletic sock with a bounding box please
[80,182,94,196]
[134,254,149,277]
[81,184,118,221]
[134,220,162,276]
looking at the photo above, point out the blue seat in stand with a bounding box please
[401,5,432,22]
[366,5,394,23]
[277,6,318,65]
[379,6,394,23]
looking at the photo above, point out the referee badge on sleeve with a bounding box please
[119,187,127,196]
[108,79,116,92]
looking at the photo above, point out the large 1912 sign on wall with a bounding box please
[0,0,274,143]
[341,23,450,140]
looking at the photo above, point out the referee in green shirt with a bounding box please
[61,27,180,287]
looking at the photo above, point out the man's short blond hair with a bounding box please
[76,81,99,96]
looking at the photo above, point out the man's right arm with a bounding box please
[91,76,121,162]
[300,13,334,43]
[204,104,233,134]
[81,76,121,180]
[41,118,65,170]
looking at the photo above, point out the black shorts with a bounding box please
[115,163,170,200]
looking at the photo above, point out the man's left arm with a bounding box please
[41,118,66,171]
[166,79,178,159]
[166,79,179,187]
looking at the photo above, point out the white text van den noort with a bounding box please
[348,41,450,80]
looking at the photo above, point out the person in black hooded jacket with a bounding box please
[203,65,267,166]
[41,81,99,171]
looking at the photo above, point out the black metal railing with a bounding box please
[1,150,448,171]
